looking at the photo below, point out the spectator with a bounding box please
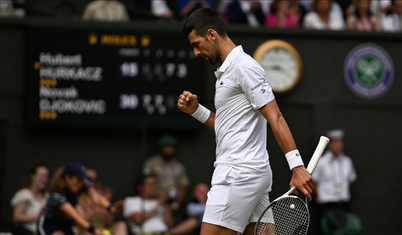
[219,0,265,27]
[371,0,392,14]
[0,0,24,17]
[123,173,174,234]
[303,0,346,30]
[346,0,380,31]
[312,129,357,230]
[11,164,49,235]
[381,0,402,32]
[288,0,308,26]
[346,0,391,18]
[143,135,190,213]
[135,0,175,19]
[169,183,209,235]
[37,162,121,235]
[265,0,299,28]
[82,0,129,22]
[75,169,127,235]
[175,0,214,20]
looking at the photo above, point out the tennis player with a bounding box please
[37,162,121,235]
[177,8,313,235]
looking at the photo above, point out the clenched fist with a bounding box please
[177,90,199,115]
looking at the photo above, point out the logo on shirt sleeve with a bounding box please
[251,80,267,91]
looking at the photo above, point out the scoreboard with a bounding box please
[26,24,205,128]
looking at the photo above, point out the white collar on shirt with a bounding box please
[215,45,243,79]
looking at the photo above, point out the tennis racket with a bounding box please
[254,136,330,235]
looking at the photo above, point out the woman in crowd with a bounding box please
[11,164,49,235]
[265,0,300,28]
[303,0,346,30]
[76,169,126,235]
[37,162,121,235]
[346,0,380,31]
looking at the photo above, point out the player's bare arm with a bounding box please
[259,100,313,200]
[177,90,215,130]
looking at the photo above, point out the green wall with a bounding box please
[0,18,401,234]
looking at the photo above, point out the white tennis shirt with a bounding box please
[213,46,275,174]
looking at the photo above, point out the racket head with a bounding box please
[254,195,309,235]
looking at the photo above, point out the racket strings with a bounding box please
[256,197,309,235]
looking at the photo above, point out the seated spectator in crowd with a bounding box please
[143,135,190,213]
[346,0,380,31]
[371,0,392,14]
[82,0,129,22]
[288,0,308,26]
[37,162,121,235]
[135,0,175,19]
[75,169,126,235]
[219,0,266,27]
[0,0,24,17]
[176,0,214,20]
[346,0,391,17]
[381,0,402,32]
[265,0,299,28]
[123,173,174,234]
[169,183,209,235]
[11,164,49,235]
[303,0,346,30]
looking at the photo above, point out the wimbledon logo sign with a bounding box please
[344,43,394,100]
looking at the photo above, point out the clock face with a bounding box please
[260,47,298,93]
[253,40,302,94]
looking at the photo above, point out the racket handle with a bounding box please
[306,136,329,174]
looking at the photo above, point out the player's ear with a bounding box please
[206,29,217,42]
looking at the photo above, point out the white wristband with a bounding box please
[285,150,304,170]
[191,104,211,123]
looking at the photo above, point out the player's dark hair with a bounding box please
[183,7,227,38]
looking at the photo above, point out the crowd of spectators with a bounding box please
[0,0,401,32]
[10,135,205,235]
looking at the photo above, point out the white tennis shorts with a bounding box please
[203,164,274,233]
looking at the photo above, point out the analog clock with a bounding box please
[253,40,302,94]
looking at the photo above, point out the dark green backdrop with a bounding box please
[0,18,401,234]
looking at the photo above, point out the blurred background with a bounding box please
[0,0,401,235]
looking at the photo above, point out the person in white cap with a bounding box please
[312,129,357,230]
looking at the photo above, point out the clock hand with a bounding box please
[264,65,282,71]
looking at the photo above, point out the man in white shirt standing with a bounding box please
[312,129,357,228]
[177,7,313,235]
